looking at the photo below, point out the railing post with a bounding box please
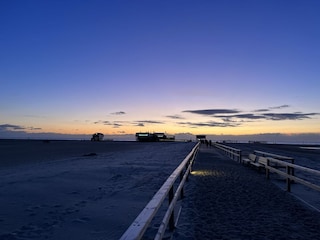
[266,158,270,179]
[180,171,184,198]
[291,158,295,177]
[169,186,175,231]
[286,165,292,192]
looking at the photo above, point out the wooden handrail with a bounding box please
[214,143,242,162]
[254,150,294,160]
[265,165,320,192]
[154,160,192,240]
[120,142,200,240]
[263,157,320,192]
[267,157,320,176]
[215,143,240,152]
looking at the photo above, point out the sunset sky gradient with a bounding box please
[1,1,320,142]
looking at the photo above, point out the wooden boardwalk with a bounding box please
[173,145,320,240]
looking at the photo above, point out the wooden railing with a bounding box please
[213,143,242,162]
[254,150,295,176]
[120,142,200,240]
[254,150,294,163]
[262,157,320,192]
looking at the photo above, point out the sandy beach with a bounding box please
[1,140,320,239]
[0,140,196,240]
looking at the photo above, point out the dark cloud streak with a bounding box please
[181,107,319,122]
[0,124,25,130]
[253,109,270,112]
[183,109,240,115]
[178,121,240,128]
[166,115,185,120]
[263,112,319,120]
[270,105,290,109]
[215,114,266,120]
[111,111,126,115]
[135,120,164,124]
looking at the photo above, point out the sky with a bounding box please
[1,0,320,142]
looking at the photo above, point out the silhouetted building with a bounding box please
[196,135,206,140]
[91,133,104,141]
[135,132,175,142]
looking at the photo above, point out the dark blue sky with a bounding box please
[1,0,319,140]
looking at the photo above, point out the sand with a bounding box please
[1,140,320,240]
[0,140,196,240]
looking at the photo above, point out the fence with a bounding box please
[120,142,200,240]
[254,150,294,163]
[253,150,295,177]
[263,157,320,192]
[214,144,320,194]
[213,143,242,162]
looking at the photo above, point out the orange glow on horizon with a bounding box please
[22,116,320,137]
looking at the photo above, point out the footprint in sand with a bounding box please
[74,200,87,207]
[9,223,51,239]
[62,207,79,215]
[72,217,90,223]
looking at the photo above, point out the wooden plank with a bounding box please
[248,154,257,161]
[268,158,320,176]
[257,156,268,165]
[242,158,251,164]
[254,150,293,160]
[266,166,320,192]
[250,162,264,168]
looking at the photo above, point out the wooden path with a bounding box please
[173,145,320,240]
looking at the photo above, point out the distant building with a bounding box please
[135,132,175,142]
[196,135,206,141]
[91,133,104,141]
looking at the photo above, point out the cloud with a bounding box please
[0,124,26,131]
[180,106,319,122]
[111,111,126,115]
[166,115,185,119]
[95,119,165,128]
[269,105,290,110]
[253,105,289,112]
[93,120,124,128]
[216,114,266,120]
[253,109,270,112]
[133,120,165,127]
[98,121,111,125]
[183,109,240,115]
[101,121,124,128]
[178,121,240,128]
[136,120,164,124]
[29,127,42,130]
[112,123,122,128]
[262,112,319,120]
[215,112,319,121]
